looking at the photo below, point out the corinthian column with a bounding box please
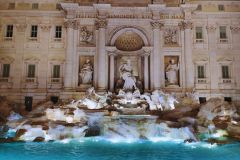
[108,50,117,91]
[179,21,194,90]
[142,47,151,91]
[63,19,76,90]
[151,21,164,90]
[95,18,107,91]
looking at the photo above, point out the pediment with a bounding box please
[0,56,15,63]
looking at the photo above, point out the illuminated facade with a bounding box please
[0,0,239,105]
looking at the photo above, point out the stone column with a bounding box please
[63,19,76,90]
[182,21,194,90]
[39,24,51,90]
[14,24,27,89]
[108,52,116,91]
[142,47,151,91]
[206,25,218,91]
[95,19,107,91]
[151,21,164,90]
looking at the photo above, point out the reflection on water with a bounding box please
[0,138,240,160]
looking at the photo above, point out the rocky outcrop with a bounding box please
[197,98,239,129]
[227,123,240,140]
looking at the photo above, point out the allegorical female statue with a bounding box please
[79,59,93,84]
[119,59,137,90]
[166,59,179,85]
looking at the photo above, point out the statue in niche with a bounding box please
[165,59,179,85]
[79,59,93,84]
[119,59,137,90]
[79,26,93,44]
[164,28,178,45]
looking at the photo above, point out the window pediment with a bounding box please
[0,56,14,64]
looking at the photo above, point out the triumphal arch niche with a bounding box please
[108,27,151,93]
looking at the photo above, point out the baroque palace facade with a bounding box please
[0,0,240,107]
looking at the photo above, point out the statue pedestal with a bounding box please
[166,84,179,88]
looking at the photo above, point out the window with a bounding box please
[219,26,227,39]
[32,3,39,10]
[28,65,35,78]
[31,25,38,38]
[53,65,60,78]
[196,5,202,11]
[222,65,230,79]
[2,64,10,78]
[218,5,224,11]
[197,66,205,78]
[8,3,15,9]
[5,25,13,38]
[55,26,62,38]
[196,27,203,39]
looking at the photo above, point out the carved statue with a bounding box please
[79,59,93,84]
[166,59,179,85]
[79,26,93,43]
[119,59,137,90]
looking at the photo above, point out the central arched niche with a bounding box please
[114,31,144,51]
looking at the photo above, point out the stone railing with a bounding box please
[0,77,12,83]
[50,77,62,83]
[219,38,228,43]
[25,77,37,83]
[195,39,204,43]
[4,37,13,41]
[220,78,232,84]
[196,78,207,84]
[54,38,62,42]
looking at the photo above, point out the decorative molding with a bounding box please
[60,3,78,19]
[230,26,240,33]
[95,18,108,29]
[150,21,164,30]
[40,24,52,32]
[24,56,40,63]
[142,46,152,54]
[106,46,117,53]
[206,25,216,32]
[164,27,178,45]
[16,24,27,32]
[178,21,193,30]
[0,56,15,64]
[79,26,93,44]
[64,19,77,29]
[217,56,233,62]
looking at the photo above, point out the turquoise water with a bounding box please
[0,138,240,160]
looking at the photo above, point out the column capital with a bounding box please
[64,19,78,29]
[16,24,27,32]
[151,21,164,30]
[230,26,240,33]
[107,48,117,56]
[206,25,216,32]
[178,21,193,30]
[142,47,152,55]
[40,24,51,32]
[95,18,108,29]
